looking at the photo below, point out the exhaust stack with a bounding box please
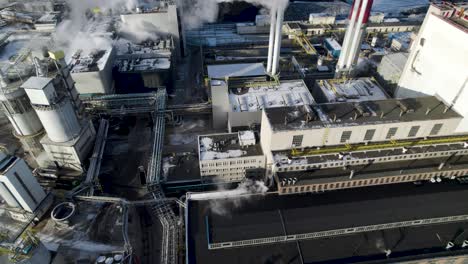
[335,0,374,78]
[266,7,277,74]
[267,6,285,76]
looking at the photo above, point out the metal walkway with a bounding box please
[208,214,468,250]
[81,92,166,116]
[144,89,180,264]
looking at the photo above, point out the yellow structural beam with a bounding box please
[294,34,317,55]
[291,135,468,156]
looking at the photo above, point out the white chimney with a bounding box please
[336,0,374,77]
[266,7,277,74]
[345,0,370,69]
[271,6,285,76]
[336,0,362,71]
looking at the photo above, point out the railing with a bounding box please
[291,135,468,157]
[81,92,165,116]
[208,214,468,250]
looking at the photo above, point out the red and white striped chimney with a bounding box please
[336,0,374,77]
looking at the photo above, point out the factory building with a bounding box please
[114,38,175,92]
[257,96,467,194]
[198,131,265,183]
[22,51,96,171]
[0,152,46,213]
[69,48,115,95]
[397,2,468,132]
[120,1,185,59]
[260,96,461,154]
[211,78,315,130]
[34,12,59,31]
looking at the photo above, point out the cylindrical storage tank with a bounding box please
[0,89,44,136]
[95,256,106,264]
[113,254,123,263]
[33,98,81,143]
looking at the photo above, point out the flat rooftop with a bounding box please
[115,57,170,72]
[277,155,468,185]
[265,96,461,131]
[186,183,468,264]
[315,78,389,103]
[198,132,263,161]
[207,63,265,79]
[35,12,58,24]
[70,48,113,73]
[229,80,316,112]
[115,39,173,57]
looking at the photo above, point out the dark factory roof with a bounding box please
[265,96,462,131]
[277,155,468,185]
[186,183,468,264]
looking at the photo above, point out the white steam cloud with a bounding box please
[181,0,289,29]
[49,0,289,58]
[189,179,269,216]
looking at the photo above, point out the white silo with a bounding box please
[0,71,45,160]
[21,53,96,171]
[21,77,81,142]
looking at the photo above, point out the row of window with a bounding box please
[307,26,414,36]
[201,166,259,175]
[201,158,263,168]
[291,124,444,146]
[368,26,415,33]
[343,124,443,143]
[279,169,468,194]
[276,149,468,172]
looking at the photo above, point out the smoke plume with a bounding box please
[180,0,289,29]
[190,179,269,216]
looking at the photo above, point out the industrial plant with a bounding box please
[0,0,467,264]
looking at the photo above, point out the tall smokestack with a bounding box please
[335,0,373,78]
[345,0,372,68]
[336,0,362,71]
[266,7,277,74]
[271,6,284,76]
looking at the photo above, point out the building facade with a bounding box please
[397,2,468,132]
[198,131,265,183]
